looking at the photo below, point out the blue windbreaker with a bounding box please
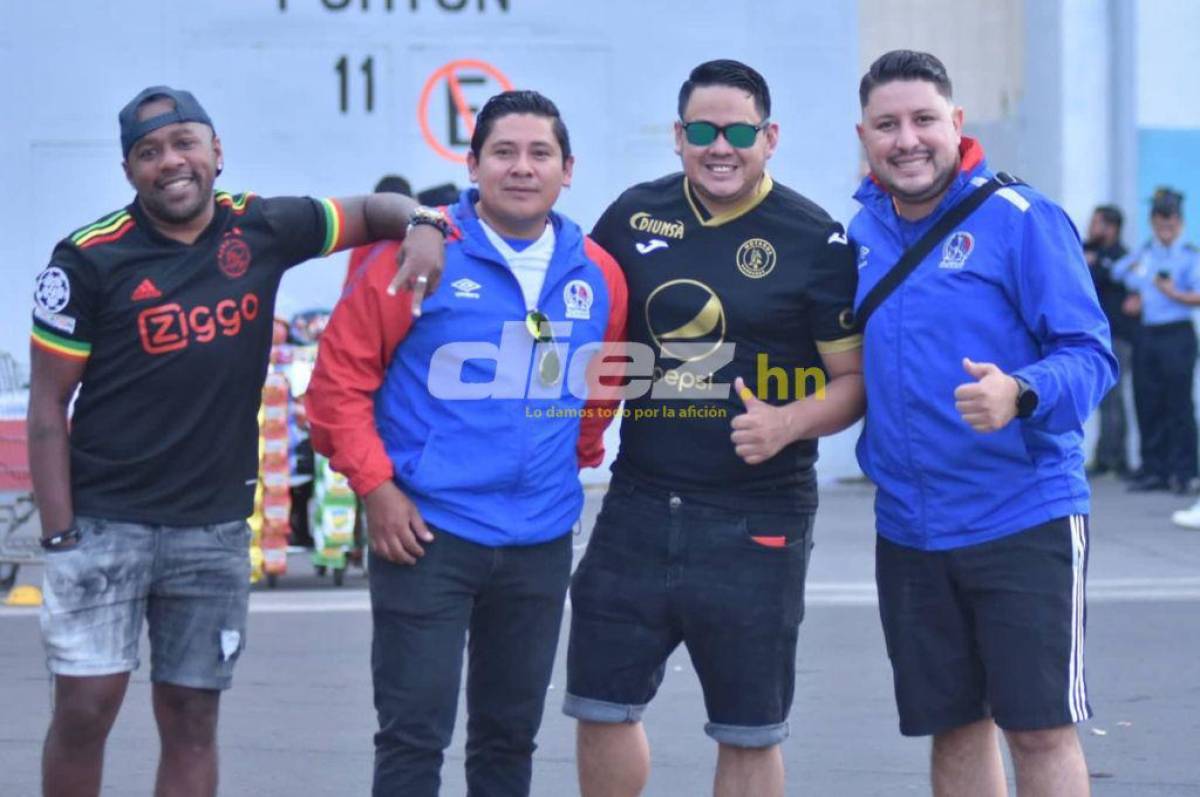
[850,139,1117,550]
[308,190,627,547]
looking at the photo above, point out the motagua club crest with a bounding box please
[736,237,777,279]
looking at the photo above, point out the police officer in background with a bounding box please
[1084,205,1134,478]
[1117,188,1200,494]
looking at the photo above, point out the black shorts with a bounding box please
[563,478,814,748]
[876,516,1091,736]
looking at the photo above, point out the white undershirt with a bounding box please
[479,219,556,311]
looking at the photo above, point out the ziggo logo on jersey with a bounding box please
[137,294,260,354]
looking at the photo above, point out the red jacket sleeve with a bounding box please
[306,241,413,496]
[343,244,370,288]
[577,237,628,469]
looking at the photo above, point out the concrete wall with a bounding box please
[1,1,865,482]
[1134,0,1200,243]
[2,1,862,359]
[9,0,1196,483]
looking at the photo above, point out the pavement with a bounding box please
[2,476,1199,795]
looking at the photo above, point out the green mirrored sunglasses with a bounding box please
[525,310,562,386]
[681,120,769,149]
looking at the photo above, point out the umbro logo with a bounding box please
[131,278,163,302]
[452,278,482,299]
[635,239,669,255]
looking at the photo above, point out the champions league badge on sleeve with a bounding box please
[34,266,77,333]
[564,280,593,320]
[35,266,71,313]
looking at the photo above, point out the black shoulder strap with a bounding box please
[855,172,1022,332]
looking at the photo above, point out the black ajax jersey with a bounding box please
[30,193,340,525]
[590,173,860,507]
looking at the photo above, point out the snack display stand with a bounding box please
[248,314,365,588]
[0,354,37,598]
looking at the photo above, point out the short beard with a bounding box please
[139,187,211,227]
[884,161,958,207]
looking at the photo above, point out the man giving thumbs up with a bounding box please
[953,357,1028,432]
[730,374,865,463]
[849,49,1117,797]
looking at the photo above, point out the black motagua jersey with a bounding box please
[590,173,860,509]
[30,192,345,525]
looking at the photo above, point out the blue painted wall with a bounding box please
[1135,128,1200,245]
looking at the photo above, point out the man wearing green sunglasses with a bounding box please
[564,59,865,797]
[680,119,773,149]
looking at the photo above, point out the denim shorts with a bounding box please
[564,478,814,748]
[40,516,251,690]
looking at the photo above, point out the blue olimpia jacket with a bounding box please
[308,189,627,547]
[850,139,1117,550]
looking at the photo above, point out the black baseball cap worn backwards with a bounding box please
[119,85,214,158]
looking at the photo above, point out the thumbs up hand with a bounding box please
[730,377,796,464]
[953,357,1020,432]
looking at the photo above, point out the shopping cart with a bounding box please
[0,352,37,592]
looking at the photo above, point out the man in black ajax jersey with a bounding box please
[563,61,865,797]
[27,85,445,796]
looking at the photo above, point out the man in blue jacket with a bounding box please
[851,51,1116,797]
[306,91,626,797]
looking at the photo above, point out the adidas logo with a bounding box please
[131,278,162,302]
[451,278,482,299]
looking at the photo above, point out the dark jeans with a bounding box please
[1094,337,1133,470]
[369,528,572,797]
[1133,322,1198,481]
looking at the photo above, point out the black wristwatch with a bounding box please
[41,523,82,550]
[1014,377,1039,419]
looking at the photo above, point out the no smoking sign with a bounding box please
[418,59,514,163]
